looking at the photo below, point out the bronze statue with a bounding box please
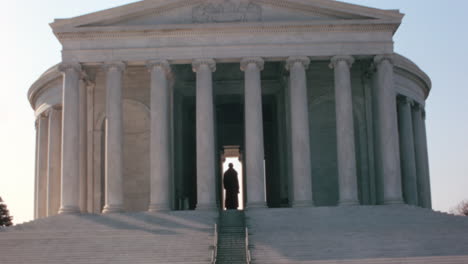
[223,163,239,210]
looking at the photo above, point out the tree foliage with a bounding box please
[452,200,468,216]
[0,196,13,227]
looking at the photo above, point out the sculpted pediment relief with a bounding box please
[192,1,262,23]
[53,0,402,31]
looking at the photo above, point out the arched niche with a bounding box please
[95,99,151,213]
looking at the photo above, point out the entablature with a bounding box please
[51,0,403,64]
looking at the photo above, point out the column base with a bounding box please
[292,200,314,207]
[246,201,267,209]
[102,204,124,214]
[58,206,81,215]
[148,204,171,212]
[196,203,218,211]
[338,199,360,206]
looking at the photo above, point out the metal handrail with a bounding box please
[245,227,251,264]
[211,223,218,264]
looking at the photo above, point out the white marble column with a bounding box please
[420,111,432,208]
[286,56,314,207]
[36,113,49,218]
[412,103,431,208]
[241,57,267,208]
[147,60,172,212]
[374,55,403,204]
[34,119,39,219]
[397,97,418,206]
[58,63,82,214]
[86,83,95,213]
[47,107,62,216]
[192,59,217,210]
[330,55,359,206]
[102,62,126,214]
[79,80,88,213]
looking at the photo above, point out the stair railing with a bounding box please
[211,223,218,264]
[245,227,251,264]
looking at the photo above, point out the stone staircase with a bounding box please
[216,210,248,264]
[246,206,468,264]
[3,206,468,264]
[0,211,217,264]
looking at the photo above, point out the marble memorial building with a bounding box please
[29,0,432,218]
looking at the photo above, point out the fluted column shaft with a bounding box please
[47,107,62,216]
[330,56,359,206]
[286,57,314,207]
[34,120,39,219]
[103,62,126,213]
[36,113,49,218]
[147,60,172,212]
[397,97,418,206]
[241,57,267,208]
[412,104,431,208]
[420,112,432,208]
[374,55,403,204]
[79,80,88,213]
[58,63,82,214]
[192,59,217,210]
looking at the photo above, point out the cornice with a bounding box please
[255,0,371,20]
[55,21,399,41]
[278,0,403,20]
[28,64,62,109]
[50,0,402,30]
[393,53,431,98]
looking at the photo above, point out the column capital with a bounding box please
[79,70,95,88]
[397,96,413,106]
[329,55,355,69]
[412,102,424,111]
[374,54,395,67]
[58,63,82,74]
[240,57,264,72]
[36,111,49,122]
[192,59,216,73]
[413,103,427,119]
[102,61,126,72]
[286,56,310,71]
[146,59,171,74]
[44,107,54,117]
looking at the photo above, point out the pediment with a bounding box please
[51,0,403,32]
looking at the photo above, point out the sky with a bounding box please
[0,0,467,224]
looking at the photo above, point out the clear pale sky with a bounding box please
[1,0,467,224]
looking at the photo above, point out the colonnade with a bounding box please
[397,96,431,208]
[34,54,430,216]
[34,107,62,218]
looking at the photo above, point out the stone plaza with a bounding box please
[1,0,468,263]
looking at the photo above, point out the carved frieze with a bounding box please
[192,0,262,23]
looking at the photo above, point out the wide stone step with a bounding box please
[246,206,468,264]
[0,211,217,264]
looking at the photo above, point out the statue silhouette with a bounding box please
[223,163,239,210]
